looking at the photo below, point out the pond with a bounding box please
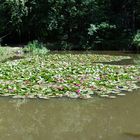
[0,52,140,140]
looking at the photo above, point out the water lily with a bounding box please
[74,83,81,87]
[96,77,101,80]
[0,53,139,99]
[76,89,81,93]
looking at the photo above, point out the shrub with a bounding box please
[133,31,140,50]
[23,40,49,54]
[87,22,117,50]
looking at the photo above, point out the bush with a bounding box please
[87,22,117,50]
[133,31,140,50]
[23,40,49,54]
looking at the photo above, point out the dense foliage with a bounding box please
[0,0,140,50]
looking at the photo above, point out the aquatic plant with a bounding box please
[0,53,139,99]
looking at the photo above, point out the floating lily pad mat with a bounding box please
[0,53,139,99]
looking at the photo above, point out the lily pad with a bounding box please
[0,53,139,99]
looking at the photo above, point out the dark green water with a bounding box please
[0,53,140,140]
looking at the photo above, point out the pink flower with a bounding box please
[8,88,14,93]
[74,83,81,87]
[96,77,100,80]
[76,89,81,93]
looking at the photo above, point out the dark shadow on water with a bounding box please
[123,132,140,139]
[93,59,134,65]
[51,51,125,55]
[51,51,139,56]
[1,55,25,63]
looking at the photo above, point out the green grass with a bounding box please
[0,47,22,62]
[0,49,139,99]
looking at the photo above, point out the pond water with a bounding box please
[0,52,140,140]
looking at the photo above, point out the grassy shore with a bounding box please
[0,47,23,62]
